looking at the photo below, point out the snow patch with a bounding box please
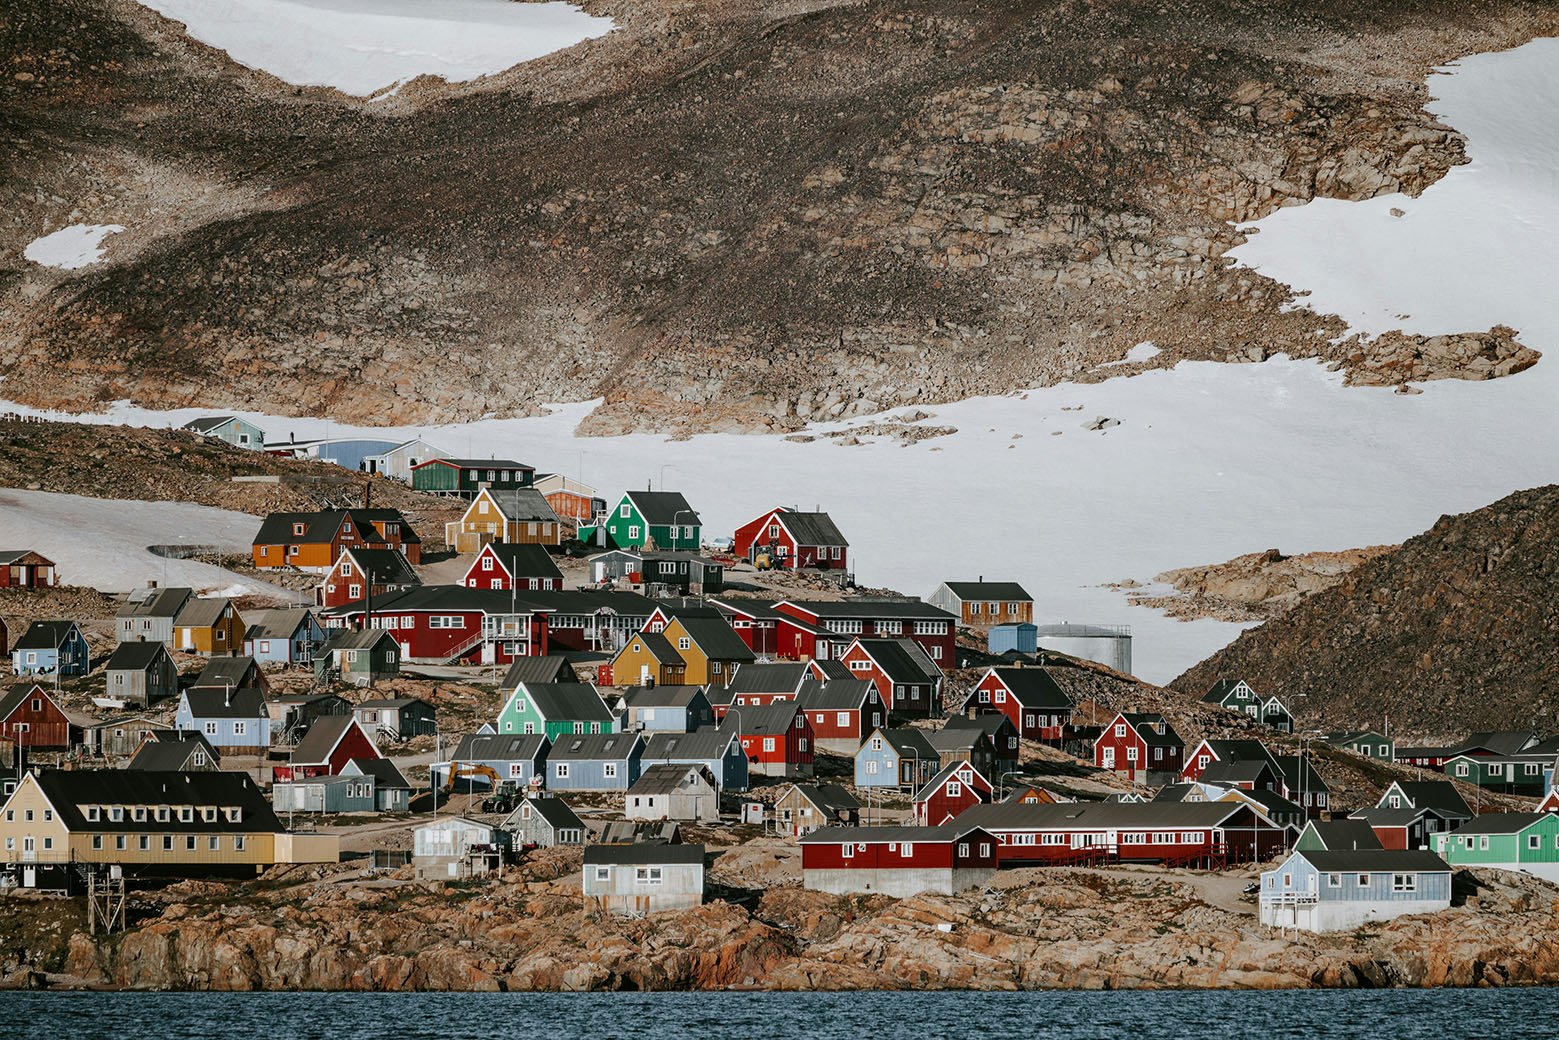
[136,0,614,97]
[1096,341,1161,368]
[23,224,125,269]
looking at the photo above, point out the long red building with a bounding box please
[773,600,958,667]
[799,825,999,897]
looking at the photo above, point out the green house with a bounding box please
[592,490,702,551]
[1434,812,1559,881]
[496,681,618,740]
[1326,730,1395,762]
[410,457,535,498]
[1443,754,1548,796]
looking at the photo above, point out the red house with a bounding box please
[731,701,814,779]
[1180,739,1279,785]
[462,543,564,592]
[733,508,849,571]
[962,667,1074,742]
[958,800,1289,867]
[0,684,73,750]
[709,599,787,656]
[913,760,993,826]
[837,638,941,716]
[323,586,549,665]
[0,550,57,589]
[272,715,381,782]
[316,546,421,609]
[798,824,999,896]
[774,600,957,666]
[1093,712,1185,782]
[796,678,884,754]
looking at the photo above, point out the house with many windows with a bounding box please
[411,458,535,499]
[960,666,1075,742]
[252,509,420,572]
[774,600,958,665]
[175,687,271,753]
[444,487,562,553]
[10,621,89,677]
[546,732,645,792]
[315,547,421,610]
[733,507,849,571]
[585,490,702,552]
[925,581,1034,628]
[1259,849,1452,932]
[462,543,564,592]
[495,682,617,740]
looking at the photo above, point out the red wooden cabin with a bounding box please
[913,760,993,826]
[1093,712,1185,781]
[733,507,849,571]
[0,685,74,750]
[963,667,1074,742]
[273,716,381,782]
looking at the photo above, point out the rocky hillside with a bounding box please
[10,849,1559,990]
[1,0,1553,432]
[1174,485,1559,741]
[1127,544,1397,622]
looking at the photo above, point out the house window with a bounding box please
[1529,835,1542,850]
[677,638,691,651]
[163,836,174,851]
[1392,874,1417,893]
[929,646,942,660]
[204,722,218,736]
[762,738,776,753]
[92,835,103,850]
[139,836,150,851]
[233,722,247,737]
[293,523,305,536]
[87,807,100,822]
[556,764,571,779]
[635,867,663,885]
[594,866,611,882]
[235,836,246,851]
[957,843,969,857]
[116,836,126,851]
[947,782,962,797]
[628,526,641,540]
[604,764,618,779]
[209,836,220,851]
[1356,874,1369,888]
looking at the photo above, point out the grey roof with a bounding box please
[1293,849,1451,873]
[797,679,876,712]
[956,800,1253,831]
[865,727,939,760]
[622,685,708,710]
[915,760,990,801]
[523,683,613,723]
[515,795,583,831]
[786,783,861,815]
[1197,739,1279,767]
[855,639,939,685]
[673,617,755,662]
[345,757,411,790]
[183,416,242,433]
[319,628,398,653]
[1301,820,1383,851]
[980,667,1075,710]
[191,656,260,690]
[1117,712,1184,748]
[624,490,701,528]
[484,488,560,523]
[547,731,643,761]
[181,687,267,720]
[483,543,564,580]
[771,509,848,547]
[172,597,234,629]
[116,586,193,621]
[925,727,988,754]
[798,824,985,845]
[1349,807,1438,827]
[630,631,682,665]
[1456,731,1540,756]
[500,656,578,687]
[1274,754,1328,795]
[584,843,705,866]
[242,608,318,642]
[1200,760,1278,785]
[253,509,420,548]
[628,763,716,795]
[1382,781,1475,819]
[105,641,171,672]
[1441,812,1548,836]
[127,739,217,772]
[341,547,420,586]
[291,716,371,767]
[810,659,853,681]
[13,621,80,651]
[451,732,549,762]
[726,663,811,696]
[939,582,1033,601]
[728,701,800,735]
[643,727,740,761]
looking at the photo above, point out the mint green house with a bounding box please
[1433,812,1559,882]
[495,682,618,741]
[583,490,701,551]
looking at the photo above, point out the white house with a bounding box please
[412,815,509,879]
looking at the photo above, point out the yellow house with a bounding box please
[172,598,246,655]
[444,488,563,554]
[656,617,755,687]
[611,631,687,687]
[0,769,335,890]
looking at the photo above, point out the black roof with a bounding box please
[105,641,171,672]
[1117,712,1184,748]
[1293,849,1450,872]
[624,490,701,527]
[939,581,1032,601]
[483,543,564,580]
[855,639,937,684]
[584,843,705,865]
[673,616,755,662]
[981,667,1075,710]
[1301,820,1383,851]
[729,701,800,734]
[500,656,578,687]
[769,509,848,547]
[522,683,613,722]
[451,732,549,762]
[181,687,268,720]
[622,685,708,709]
[866,727,940,760]
[30,769,281,833]
[780,599,955,621]
[797,679,876,711]
[514,795,584,831]
[342,547,420,586]
[785,782,861,814]
[726,662,811,696]
[13,620,80,651]
[116,586,193,621]
[1381,781,1474,819]
[252,509,420,547]
[190,656,261,690]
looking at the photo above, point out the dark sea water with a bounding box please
[0,988,1549,1039]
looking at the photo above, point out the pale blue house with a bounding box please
[11,621,90,677]
[642,727,749,792]
[184,415,266,450]
[175,687,272,751]
[433,731,550,790]
[243,608,327,665]
[854,727,940,791]
[1259,848,1452,932]
[621,685,714,733]
[546,732,644,792]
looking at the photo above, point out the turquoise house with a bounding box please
[496,682,617,740]
[1433,812,1559,882]
[585,490,701,551]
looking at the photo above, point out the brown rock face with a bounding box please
[1174,485,1559,741]
[1131,545,1398,623]
[1,0,1556,431]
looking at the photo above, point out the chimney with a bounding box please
[225,683,233,708]
[147,579,158,590]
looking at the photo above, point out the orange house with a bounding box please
[172,598,246,656]
[252,509,421,572]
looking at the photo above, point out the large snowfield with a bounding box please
[8,39,1558,683]
[135,0,614,96]
[0,489,289,599]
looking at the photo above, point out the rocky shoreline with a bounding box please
[8,849,1559,992]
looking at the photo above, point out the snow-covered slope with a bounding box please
[0,489,290,598]
[136,0,614,97]
[23,225,125,269]
[5,38,1555,682]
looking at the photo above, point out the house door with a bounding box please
[640,665,651,685]
[23,866,35,888]
[22,837,35,861]
[1102,747,1115,768]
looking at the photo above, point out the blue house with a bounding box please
[621,685,715,733]
[243,608,327,665]
[988,623,1039,656]
[1259,848,1452,932]
[547,732,644,792]
[435,731,550,790]
[642,727,749,792]
[175,687,272,751]
[11,620,90,677]
[184,415,266,450]
[854,727,941,791]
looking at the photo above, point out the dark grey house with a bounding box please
[341,757,414,812]
[103,640,180,706]
[354,697,437,742]
[128,736,220,772]
[503,795,586,847]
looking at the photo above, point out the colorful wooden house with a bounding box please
[1201,679,1293,732]
[0,685,74,750]
[496,682,617,740]
[610,631,687,688]
[103,641,180,706]
[317,628,401,684]
[503,795,586,847]
[252,509,421,571]
[925,727,998,783]
[799,825,999,897]
[362,437,447,483]
[942,714,1021,778]
[115,584,193,644]
[733,507,849,571]
[611,616,754,689]
[1094,712,1185,783]
[774,783,860,836]
[590,550,724,595]
[731,701,814,778]
[925,581,1034,628]
[316,547,421,609]
[0,551,56,589]
[961,666,1074,742]
[774,600,957,666]
[546,731,645,792]
[183,415,265,449]
[913,760,993,826]
[242,608,328,666]
[10,621,89,677]
[322,586,549,666]
[352,697,437,742]
[1259,849,1452,932]
[958,800,1291,867]
[444,487,562,552]
[175,687,272,753]
[1325,730,1395,762]
[1181,739,1279,785]
[1347,806,1460,851]
[172,598,245,656]
[411,457,535,499]
[273,715,382,783]
[583,843,705,914]
[642,727,749,792]
[837,638,941,716]
[588,490,702,552]
[796,678,884,755]
[462,542,564,591]
[626,764,720,822]
[725,662,811,705]
[854,728,941,791]
[1443,753,1549,796]
[621,685,714,733]
[533,474,604,531]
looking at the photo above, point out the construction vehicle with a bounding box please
[481,781,521,815]
[442,762,502,794]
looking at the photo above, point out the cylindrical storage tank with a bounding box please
[1033,624,1132,675]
